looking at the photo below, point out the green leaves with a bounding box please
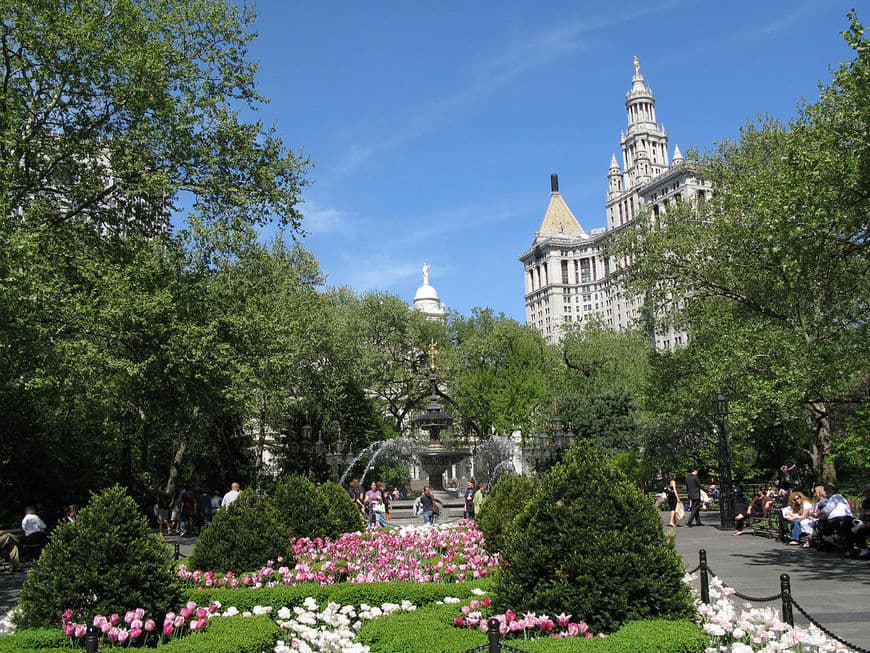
[611,14,869,483]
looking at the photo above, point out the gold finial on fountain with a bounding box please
[428,339,439,373]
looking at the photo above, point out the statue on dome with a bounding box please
[634,55,640,76]
[422,262,431,286]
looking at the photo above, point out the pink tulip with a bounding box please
[163,623,174,636]
[173,615,185,628]
[130,627,142,640]
[180,607,193,619]
[109,613,120,626]
[63,623,75,636]
[62,609,73,622]
[144,619,156,632]
[75,624,87,638]
[124,610,134,624]
[117,629,129,643]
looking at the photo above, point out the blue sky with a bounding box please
[243,1,856,322]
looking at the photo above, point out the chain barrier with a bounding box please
[730,589,783,603]
[789,597,870,653]
[695,549,867,653]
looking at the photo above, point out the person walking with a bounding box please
[684,468,703,527]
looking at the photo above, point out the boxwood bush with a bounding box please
[187,491,288,574]
[316,480,364,538]
[475,473,536,553]
[494,442,694,633]
[270,475,328,539]
[17,485,183,629]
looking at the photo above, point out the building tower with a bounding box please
[520,57,710,349]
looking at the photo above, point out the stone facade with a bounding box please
[519,58,709,348]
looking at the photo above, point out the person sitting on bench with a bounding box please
[812,483,853,548]
[0,507,47,571]
[783,491,813,545]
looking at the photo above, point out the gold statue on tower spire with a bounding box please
[428,339,438,373]
[633,55,641,76]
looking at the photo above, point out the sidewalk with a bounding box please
[667,511,870,650]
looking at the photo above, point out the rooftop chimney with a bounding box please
[550,173,559,193]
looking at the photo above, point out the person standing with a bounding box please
[472,481,485,518]
[419,486,441,525]
[463,479,477,520]
[684,468,703,527]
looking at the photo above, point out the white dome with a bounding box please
[414,283,440,303]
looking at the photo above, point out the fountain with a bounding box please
[415,340,469,492]
[336,341,469,495]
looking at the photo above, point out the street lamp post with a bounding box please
[714,392,735,529]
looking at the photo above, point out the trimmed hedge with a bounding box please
[184,578,493,612]
[358,602,487,653]
[0,627,67,651]
[520,620,707,652]
[358,605,705,653]
[0,617,282,653]
[159,615,281,653]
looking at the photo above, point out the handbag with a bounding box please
[675,503,685,519]
[432,503,440,515]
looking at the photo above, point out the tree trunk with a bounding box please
[164,438,187,497]
[806,400,837,484]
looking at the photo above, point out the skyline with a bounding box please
[232,1,857,322]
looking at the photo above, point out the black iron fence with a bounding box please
[691,548,868,653]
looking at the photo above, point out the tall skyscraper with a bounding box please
[519,58,710,347]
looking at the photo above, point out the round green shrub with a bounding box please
[17,485,183,628]
[316,480,363,538]
[187,491,288,573]
[270,475,328,539]
[494,442,693,633]
[475,473,536,553]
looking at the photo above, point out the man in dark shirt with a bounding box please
[463,479,477,520]
[685,468,703,527]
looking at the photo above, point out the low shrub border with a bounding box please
[358,603,706,653]
[184,579,492,614]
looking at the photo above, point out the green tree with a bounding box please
[447,309,556,438]
[1,0,308,241]
[612,14,869,483]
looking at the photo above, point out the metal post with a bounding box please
[717,418,735,529]
[84,624,100,653]
[487,617,501,653]
[780,574,794,626]
[699,549,710,604]
[174,542,181,561]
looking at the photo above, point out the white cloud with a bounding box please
[301,200,350,235]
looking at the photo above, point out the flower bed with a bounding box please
[178,524,498,588]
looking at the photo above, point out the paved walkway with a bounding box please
[3,515,867,651]
[668,511,870,650]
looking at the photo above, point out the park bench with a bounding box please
[744,508,788,541]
